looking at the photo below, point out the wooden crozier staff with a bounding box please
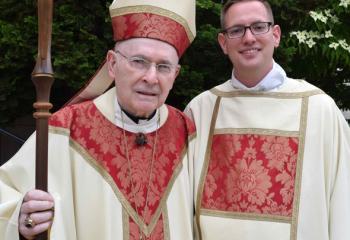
[32,0,54,239]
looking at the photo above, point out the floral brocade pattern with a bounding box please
[202,134,298,217]
[111,13,190,56]
[50,101,194,239]
[129,215,165,240]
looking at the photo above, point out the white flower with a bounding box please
[330,14,340,23]
[309,9,340,23]
[325,30,333,38]
[330,40,350,53]
[345,46,350,53]
[290,30,325,48]
[309,10,328,23]
[306,39,316,48]
[290,31,309,43]
[339,0,350,8]
[309,31,323,39]
[329,42,339,49]
[338,39,350,52]
[324,9,332,18]
[338,39,348,48]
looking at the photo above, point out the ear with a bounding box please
[272,25,281,48]
[106,50,117,79]
[174,65,181,79]
[218,33,228,55]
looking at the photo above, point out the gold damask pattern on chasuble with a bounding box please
[202,134,298,217]
[50,101,194,239]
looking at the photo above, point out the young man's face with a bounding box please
[218,1,281,78]
[107,38,180,117]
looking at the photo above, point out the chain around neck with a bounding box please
[120,109,160,239]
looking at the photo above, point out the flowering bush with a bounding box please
[0,0,349,125]
[290,3,350,56]
[274,0,350,110]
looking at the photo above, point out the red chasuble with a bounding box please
[203,134,298,217]
[50,100,195,239]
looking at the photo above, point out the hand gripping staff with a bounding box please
[31,0,54,239]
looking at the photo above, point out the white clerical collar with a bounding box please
[114,97,159,133]
[231,61,286,91]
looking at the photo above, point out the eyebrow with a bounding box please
[228,20,270,28]
[132,54,174,65]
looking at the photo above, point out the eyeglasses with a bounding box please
[114,50,178,76]
[222,22,272,39]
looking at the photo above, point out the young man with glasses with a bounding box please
[185,0,350,239]
[0,1,196,239]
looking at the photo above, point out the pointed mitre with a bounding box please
[67,0,196,105]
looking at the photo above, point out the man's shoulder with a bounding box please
[166,104,193,124]
[49,100,94,129]
[187,81,229,104]
[283,77,321,92]
[165,104,196,136]
[270,77,329,99]
[285,77,338,108]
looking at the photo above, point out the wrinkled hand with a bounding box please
[18,190,55,240]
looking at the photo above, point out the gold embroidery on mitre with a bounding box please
[110,5,194,42]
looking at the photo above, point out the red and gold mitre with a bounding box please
[67,0,196,105]
[110,0,196,57]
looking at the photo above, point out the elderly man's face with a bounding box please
[107,38,180,117]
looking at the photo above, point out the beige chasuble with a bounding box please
[185,78,350,240]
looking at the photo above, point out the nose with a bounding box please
[242,28,256,44]
[143,63,159,84]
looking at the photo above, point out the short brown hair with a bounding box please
[220,0,275,29]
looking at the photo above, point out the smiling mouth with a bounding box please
[240,48,260,54]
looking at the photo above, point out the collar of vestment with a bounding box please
[114,97,159,133]
[92,87,168,133]
[231,60,287,91]
[120,106,156,124]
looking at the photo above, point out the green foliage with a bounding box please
[278,0,350,109]
[177,0,350,110]
[0,0,349,125]
[0,1,37,124]
[0,0,113,125]
[52,1,113,89]
[172,0,228,109]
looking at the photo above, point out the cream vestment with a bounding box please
[185,66,350,240]
[0,88,196,240]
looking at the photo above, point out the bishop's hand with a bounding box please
[18,189,55,240]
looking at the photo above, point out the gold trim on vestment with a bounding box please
[49,126,70,136]
[196,93,311,239]
[70,140,145,232]
[163,207,170,240]
[122,208,129,240]
[48,228,52,240]
[210,88,324,99]
[70,139,184,237]
[110,5,194,42]
[195,96,222,240]
[214,128,299,137]
[201,209,291,223]
[290,97,309,240]
[188,131,197,143]
[194,219,200,240]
